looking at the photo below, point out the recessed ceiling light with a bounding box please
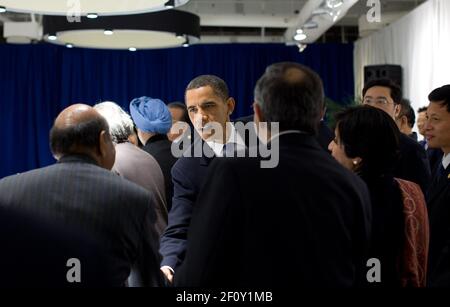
[104,29,114,35]
[294,33,307,41]
[128,47,137,52]
[87,13,98,19]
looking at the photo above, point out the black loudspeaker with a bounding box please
[364,65,402,89]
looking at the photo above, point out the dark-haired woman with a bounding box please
[329,105,429,287]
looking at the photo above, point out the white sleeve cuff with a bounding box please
[160,265,174,274]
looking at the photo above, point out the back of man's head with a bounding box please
[50,104,115,169]
[254,62,324,134]
[93,101,134,144]
[399,99,416,128]
[418,106,428,114]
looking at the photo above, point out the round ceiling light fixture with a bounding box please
[43,9,200,50]
[0,0,190,16]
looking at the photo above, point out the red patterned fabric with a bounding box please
[395,178,430,287]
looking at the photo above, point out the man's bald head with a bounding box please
[50,104,115,169]
[254,62,324,134]
[54,104,101,129]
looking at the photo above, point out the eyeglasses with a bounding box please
[363,97,394,106]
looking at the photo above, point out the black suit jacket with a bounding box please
[427,164,450,287]
[419,140,444,174]
[159,143,215,270]
[0,206,116,287]
[143,134,178,212]
[175,133,372,287]
[395,134,431,193]
[0,155,163,287]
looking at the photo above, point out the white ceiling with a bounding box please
[0,0,427,44]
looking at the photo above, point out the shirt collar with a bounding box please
[270,130,306,141]
[443,153,450,169]
[206,123,246,157]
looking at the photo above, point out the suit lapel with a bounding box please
[427,166,450,208]
[200,155,215,166]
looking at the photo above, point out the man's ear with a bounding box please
[226,97,236,117]
[253,102,264,124]
[98,130,108,157]
[98,130,115,170]
[394,104,402,119]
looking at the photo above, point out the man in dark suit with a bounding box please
[0,104,163,287]
[424,85,450,287]
[362,79,431,193]
[130,96,177,212]
[159,75,246,283]
[175,62,372,287]
[0,206,116,287]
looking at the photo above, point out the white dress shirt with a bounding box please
[206,123,246,157]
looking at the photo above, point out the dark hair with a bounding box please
[186,75,229,102]
[335,105,400,177]
[428,85,450,112]
[254,62,324,134]
[417,106,428,114]
[399,99,415,128]
[50,116,109,157]
[168,101,190,123]
[362,79,402,105]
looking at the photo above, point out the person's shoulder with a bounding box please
[173,151,210,169]
[108,172,150,196]
[399,133,425,153]
[0,163,60,187]
[208,156,261,177]
[308,149,368,192]
[117,142,159,164]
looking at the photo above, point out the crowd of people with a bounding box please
[0,62,448,288]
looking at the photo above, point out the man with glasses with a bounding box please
[362,79,431,193]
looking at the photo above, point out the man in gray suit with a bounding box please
[0,104,163,287]
[94,101,168,235]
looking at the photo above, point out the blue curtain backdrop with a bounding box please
[0,43,354,178]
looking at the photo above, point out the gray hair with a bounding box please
[93,101,134,144]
